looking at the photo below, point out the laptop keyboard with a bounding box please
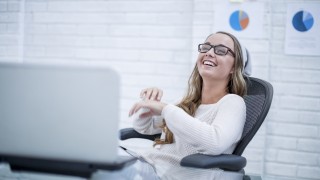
[0,163,85,180]
[0,148,138,180]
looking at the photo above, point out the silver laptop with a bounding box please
[0,63,136,177]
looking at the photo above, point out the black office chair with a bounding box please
[120,77,273,171]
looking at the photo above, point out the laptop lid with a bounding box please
[0,63,135,177]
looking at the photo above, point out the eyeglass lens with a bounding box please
[199,44,228,55]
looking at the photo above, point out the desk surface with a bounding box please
[1,145,263,180]
[1,162,261,180]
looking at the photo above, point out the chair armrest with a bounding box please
[180,153,246,171]
[119,128,161,141]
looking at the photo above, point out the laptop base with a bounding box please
[0,154,137,178]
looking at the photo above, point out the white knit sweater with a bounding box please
[132,94,246,179]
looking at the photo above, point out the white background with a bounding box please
[0,0,319,179]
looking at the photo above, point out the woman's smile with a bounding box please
[203,60,217,67]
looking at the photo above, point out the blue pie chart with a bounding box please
[292,10,314,32]
[229,10,249,31]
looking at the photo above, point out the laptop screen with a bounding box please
[0,63,120,163]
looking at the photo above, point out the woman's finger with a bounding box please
[141,88,157,100]
[150,88,159,100]
[142,88,163,101]
[129,103,141,116]
[157,89,163,101]
[144,89,153,100]
[128,104,136,116]
[140,88,148,99]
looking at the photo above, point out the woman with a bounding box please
[124,31,250,179]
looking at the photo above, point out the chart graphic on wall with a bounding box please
[285,4,320,55]
[214,2,264,38]
[229,10,250,31]
[292,10,314,32]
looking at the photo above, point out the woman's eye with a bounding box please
[216,49,224,54]
[216,47,227,54]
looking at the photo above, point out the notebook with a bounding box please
[0,62,136,178]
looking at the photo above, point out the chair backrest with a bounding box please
[233,77,273,156]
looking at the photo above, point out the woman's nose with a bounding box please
[205,48,215,57]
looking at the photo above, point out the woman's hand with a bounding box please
[140,87,163,101]
[129,100,167,118]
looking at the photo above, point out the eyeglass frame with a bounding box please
[198,43,235,57]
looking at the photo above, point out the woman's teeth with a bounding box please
[203,60,216,67]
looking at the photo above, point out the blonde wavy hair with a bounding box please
[154,31,247,145]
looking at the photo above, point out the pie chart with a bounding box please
[292,10,314,32]
[229,10,249,31]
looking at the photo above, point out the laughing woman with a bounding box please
[125,31,251,179]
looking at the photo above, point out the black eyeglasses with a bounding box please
[198,43,235,57]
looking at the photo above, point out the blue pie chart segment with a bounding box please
[229,10,249,31]
[292,10,314,32]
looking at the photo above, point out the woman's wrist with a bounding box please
[161,103,172,117]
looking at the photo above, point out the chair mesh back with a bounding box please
[241,94,265,139]
[233,77,273,156]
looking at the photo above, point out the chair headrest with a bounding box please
[240,43,252,76]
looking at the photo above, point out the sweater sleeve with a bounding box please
[132,108,163,135]
[162,95,246,155]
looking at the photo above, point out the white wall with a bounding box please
[0,0,23,62]
[267,1,320,179]
[0,0,319,179]
[22,0,194,128]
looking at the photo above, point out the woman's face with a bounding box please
[197,33,235,82]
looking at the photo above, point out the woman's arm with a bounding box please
[131,109,163,135]
[163,95,246,155]
[129,87,164,135]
